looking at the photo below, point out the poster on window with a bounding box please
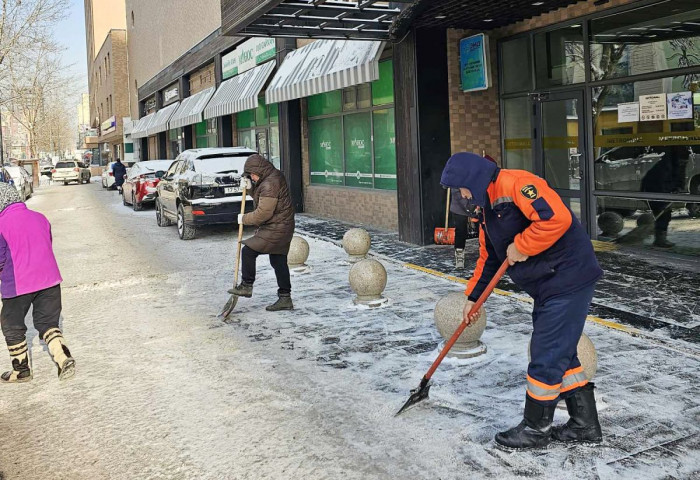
[617,102,639,123]
[667,91,692,120]
[309,117,343,186]
[344,112,373,188]
[639,94,667,121]
[694,93,700,129]
[373,108,397,190]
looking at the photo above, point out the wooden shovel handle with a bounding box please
[444,188,451,230]
[232,184,248,288]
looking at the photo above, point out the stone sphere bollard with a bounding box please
[433,292,487,359]
[597,211,624,236]
[636,212,655,228]
[342,228,371,262]
[349,258,388,307]
[528,332,598,381]
[287,236,311,274]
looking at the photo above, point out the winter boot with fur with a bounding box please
[552,382,603,444]
[43,328,75,380]
[1,340,32,383]
[454,249,465,269]
[495,396,556,449]
[228,282,253,297]
[653,230,675,249]
[266,294,294,312]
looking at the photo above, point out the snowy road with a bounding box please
[0,183,698,480]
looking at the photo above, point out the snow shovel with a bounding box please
[218,184,248,319]
[434,188,455,245]
[395,259,509,416]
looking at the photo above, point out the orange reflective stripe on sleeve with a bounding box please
[526,374,561,401]
[511,175,572,257]
[465,226,489,297]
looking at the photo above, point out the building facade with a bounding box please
[214,0,700,257]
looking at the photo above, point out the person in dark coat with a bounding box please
[112,158,127,190]
[228,154,296,311]
[450,188,479,269]
[441,152,603,450]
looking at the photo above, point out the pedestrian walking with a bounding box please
[228,154,296,311]
[112,158,127,191]
[440,152,603,449]
[0,183,75,382]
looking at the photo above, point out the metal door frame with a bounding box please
[530,89,590,230]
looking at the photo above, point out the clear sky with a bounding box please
[55,0,89,102]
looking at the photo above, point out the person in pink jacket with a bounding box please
[0,183,75,382]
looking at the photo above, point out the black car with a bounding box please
[155,147,256,240]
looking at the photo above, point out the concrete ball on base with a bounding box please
[287,236,311,274]
[349,258,388,308]
[342,228,371,262]
[597,211,624,236]
[433,292,487,359]
[528,332,598,381]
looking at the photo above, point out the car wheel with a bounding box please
[177,204,196,240]
[102,180,106,189]
[132,193,142,211]
[156,199,172,227]
[63,182,68,186]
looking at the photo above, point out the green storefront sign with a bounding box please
[309,117,343,186]
[344,112,373,188]
[223,38,276,80]
[372,108,397,190]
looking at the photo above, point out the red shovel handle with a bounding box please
[424,259,509,381]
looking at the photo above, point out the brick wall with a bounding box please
[299,98,399,231]
[446,0,644,166]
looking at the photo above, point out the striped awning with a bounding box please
[265,39,384,105]
[169,87,215,129]
[146,102,180,137]
[131,113,155,139]
[203,61,276,120]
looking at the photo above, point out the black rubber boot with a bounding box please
[266,294,293,311]
[653,230,675,248]
[552,382,603,444]
[228,282,253,297]
[495,396,556,450]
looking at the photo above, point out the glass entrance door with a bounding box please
[255,129,269,162]
[532,90,588,227]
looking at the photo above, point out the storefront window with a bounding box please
[307,59,396,190]
[372,60,394,106]
[589,2,700,82]
[238,109,256,129]
[309,117,344,185]
[534,24,585,88]
[236,98,280,168]
[168,128,183,159]
[255,97,269,126]
[592,75,700,199]
[501,37,533,94]
[195,118,217,148]
[503,97,534,172]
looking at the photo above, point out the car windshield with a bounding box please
[56,162,75,169]
[5,167,21,178]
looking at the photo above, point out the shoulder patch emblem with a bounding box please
[520,184,538,200]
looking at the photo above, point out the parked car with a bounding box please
[121,160,174,211]
[101,162,117,189]
[156,147,256,240]
[2,166,33,201]
[52,160,91,185]
[40,161,53,178]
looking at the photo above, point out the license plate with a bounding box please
[224,187,239,194]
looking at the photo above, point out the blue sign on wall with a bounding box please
[460,34,491,92]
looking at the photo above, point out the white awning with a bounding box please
[203,61,276,120]
[169,87,215,129]
[265,40,384,105]
[146,102,180,136]
[131,113,155,139]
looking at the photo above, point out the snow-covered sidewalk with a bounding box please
[0,184,697,480]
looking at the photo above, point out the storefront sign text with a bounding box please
[163,85,179,105]
[639,94,667,121]
[617,102,639,123]
[222,38,277,80]
[101,116,116,134]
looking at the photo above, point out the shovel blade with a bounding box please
[218,294,239,319]
[395,377,431,416]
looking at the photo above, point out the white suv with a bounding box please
[53,161,91,185]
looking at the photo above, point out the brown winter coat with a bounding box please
[241,154,295,255]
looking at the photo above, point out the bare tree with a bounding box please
[0,0,67,68]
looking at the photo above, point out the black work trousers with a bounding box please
[1,285,62,346]
[240,246,291,296]
[454,214,479,250]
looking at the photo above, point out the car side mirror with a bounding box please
[155,170,165,179]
